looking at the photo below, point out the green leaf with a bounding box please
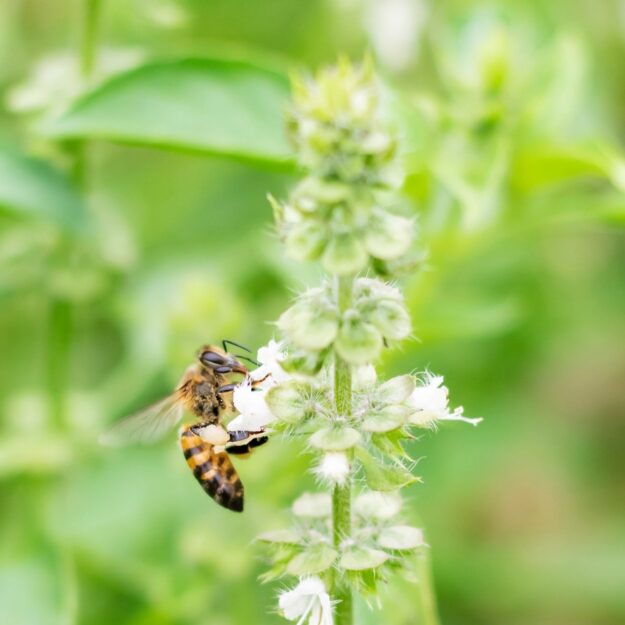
[377,526,424,550]
[286,544,337,576]
[44,58,294,167]
[511,144,609,191]
[0,147,86,230]
[355,447,419,491]
[339,547,389,571]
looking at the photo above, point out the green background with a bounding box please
[0,1,624,624]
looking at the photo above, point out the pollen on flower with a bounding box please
[314,451,350,485]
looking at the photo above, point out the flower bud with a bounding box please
[364,209,413,260]
[361,130,394,156]
[354,277,403,304]
[285,221,327,262]
[294,176,351,206]
[322,232,368,275]
[278,296,338,351]
[367,299,411,340]
[335,310,383,365]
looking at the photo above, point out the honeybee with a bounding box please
[101,341,269,512]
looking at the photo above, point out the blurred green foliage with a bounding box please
[1,1,624,625]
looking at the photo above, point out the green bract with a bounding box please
[265,381,315,424]
[278,290,339,350]
[309,426,361,451]
[335,310,383,365]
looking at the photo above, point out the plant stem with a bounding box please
[80,0,102,80]
[417,544,441,625]
[47,298,72,429]
[46,0,103,428]
[333,274,353,625]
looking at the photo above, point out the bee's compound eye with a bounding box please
[200,350,226,367]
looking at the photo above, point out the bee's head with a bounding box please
[198,345,248,375]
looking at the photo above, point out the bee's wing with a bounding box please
[100,394,184,447]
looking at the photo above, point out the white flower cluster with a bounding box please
[229,340,289,431]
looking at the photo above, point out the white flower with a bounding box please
[253,339,290,385]
[229,379,274,431]
[313,452,350,486]
[407,374,482,427]
[229,340,290,431]
[279,577,333,625]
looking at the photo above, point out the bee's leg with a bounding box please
[192,422,230,446]
[217,383,237,393]
[250,373,271,387]
[227,429,269,450]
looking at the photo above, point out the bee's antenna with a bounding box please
[222,339,252,354]
[234,354,260,367]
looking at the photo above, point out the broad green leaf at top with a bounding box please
[0,146,86,231]
[43,57,295,167]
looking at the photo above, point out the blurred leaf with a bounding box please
[257,529,301,544]
[511,144,610,191]
[0,146,86,230]
[44,58,294,167]
[0,434,73,477]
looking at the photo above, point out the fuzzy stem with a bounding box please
[332,274,353,625]
[417,546,441,625]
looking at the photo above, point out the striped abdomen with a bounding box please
[179,425,244,512]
